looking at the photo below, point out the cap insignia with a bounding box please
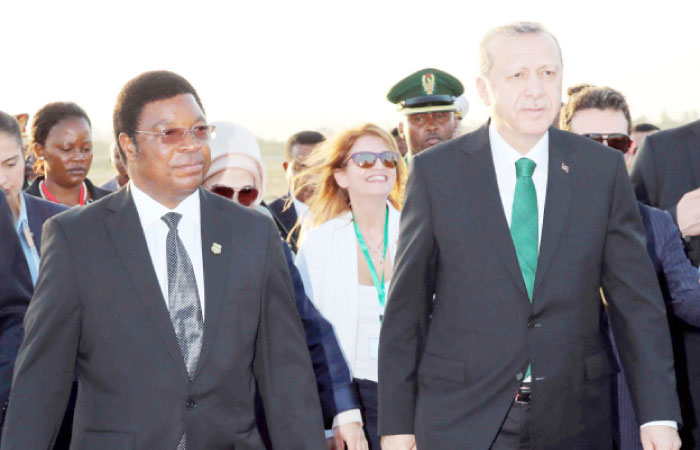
[421,73,436,95]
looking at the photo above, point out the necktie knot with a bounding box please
[515,158,536,178]
[161,212,182,230]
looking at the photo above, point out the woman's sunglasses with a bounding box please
[582,133,634,154]
[210,185,259,207]
[347,151,400,169]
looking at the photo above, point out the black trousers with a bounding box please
[356,378,380,450]
[490,400,532,450]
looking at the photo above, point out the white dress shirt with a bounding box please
[488,123,675,431]
[489,122,549,250]
[130,182,206,318]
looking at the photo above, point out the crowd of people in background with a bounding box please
[1,20,700,450]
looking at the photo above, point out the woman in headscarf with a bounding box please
[202,121,266,209]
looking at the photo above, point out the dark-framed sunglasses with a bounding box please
[209,184,259,207]
[582,133,634,154]
[347,151,400,169]
[134,125,216,145]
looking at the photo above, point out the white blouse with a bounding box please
[353,282,390,382]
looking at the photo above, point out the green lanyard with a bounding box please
[352,207,389,313]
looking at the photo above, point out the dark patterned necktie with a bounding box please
[161,212,203,450]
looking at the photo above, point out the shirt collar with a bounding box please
[15,192,29,233]
[489,122,549,174]
[129,181,201,229]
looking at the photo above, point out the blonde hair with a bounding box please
[292,123,407,231]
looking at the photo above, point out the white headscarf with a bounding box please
[205,121,266,207]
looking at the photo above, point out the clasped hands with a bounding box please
[326,421,369,450]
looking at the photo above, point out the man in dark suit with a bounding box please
[1,71,326,449]
[632,119,700,447]
[268,130,324,252]
[378,22,681,450]
[632,120,700,257]
[559,85,700,449]
[0,192,32,436]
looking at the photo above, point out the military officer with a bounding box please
[387,68,464,159]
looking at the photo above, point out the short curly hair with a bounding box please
[113,70,205,163]
[559,86,631,134]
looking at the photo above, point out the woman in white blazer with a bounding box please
[295,123,406,450]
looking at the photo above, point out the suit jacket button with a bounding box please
[186,400,196,410]
[527,320,536,329]
[516,372,523,381]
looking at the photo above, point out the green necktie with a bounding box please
[511,158,537,380]
[511,158,538,300]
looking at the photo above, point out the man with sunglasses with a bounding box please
[379,23,681,450]
[386,68,464,160]
[560,84,700,449]
[2,71,326,449]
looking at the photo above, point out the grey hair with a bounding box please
[478,22,562,76]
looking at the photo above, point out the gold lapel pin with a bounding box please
[561,162,569,174]
[211,242,222,255]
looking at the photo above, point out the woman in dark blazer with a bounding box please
[24,102,109,207]
[0,110,72,449]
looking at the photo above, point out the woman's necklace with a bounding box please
[366,240,385,267]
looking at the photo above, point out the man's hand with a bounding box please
[332,421,368,450]
[676,188,700,236]
[640,425,681,450]
[381,434,416,450]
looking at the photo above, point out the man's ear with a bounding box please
[476,77,491,107]
[118,133,138,164]
[397,122,406,139]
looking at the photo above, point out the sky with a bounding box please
[2,0,699,141]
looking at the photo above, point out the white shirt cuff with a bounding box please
[332,408,363,428]
[640,420,677,430]
[326,409,363,439]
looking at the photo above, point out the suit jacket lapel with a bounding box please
[104,187,189,379]
[193,189,231,377]
[461,124,528,298]
[533,129,576,297]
